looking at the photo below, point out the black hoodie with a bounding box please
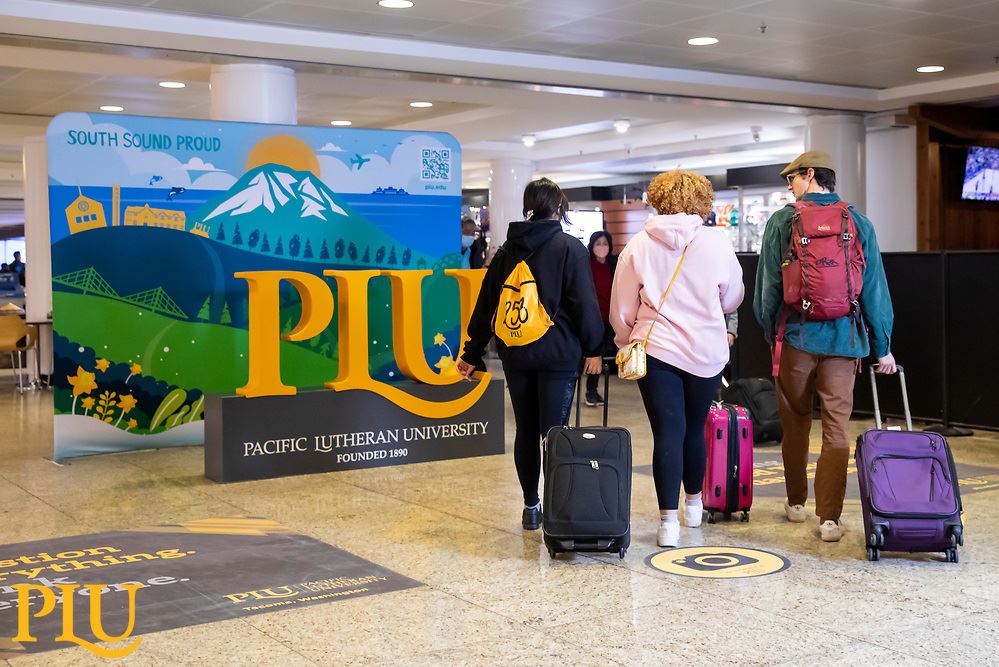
[461,220,604,372]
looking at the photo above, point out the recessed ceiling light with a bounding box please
[159,81,186,89]
[687,37,719,46]
[522,134,536,148]
[331,120,352,126]
[613,118,631,134]
[100,105,124,112]
[916,65,945,73]
[378,0,414,8]
[410,101,433,108]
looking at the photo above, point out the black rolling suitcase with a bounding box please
[543,360,631,559]
[721,377,783,444]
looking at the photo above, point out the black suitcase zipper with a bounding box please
[725,405,740,513]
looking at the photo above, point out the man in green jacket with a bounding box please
[754,150,897,543]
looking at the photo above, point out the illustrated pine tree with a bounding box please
[216,222,226,242]
[388,246,398,264]
[402,248,412,266]
[261,233,271,252]
[375,246,386,263]
[197,296,211,321]
[232,224,244,245]
[320,240,330,260]
[416,257,427,269]
[304,239,314,259]
[274,237,284,256]
[362,247,370,263]
[221,302,232,325]
[248,229,260,248]
[289,234,301,257]
[334,239,345,259]
[348,242,357,261]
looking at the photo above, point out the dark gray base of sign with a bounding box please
[205,380,506,483]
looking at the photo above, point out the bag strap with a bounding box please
[641,244,690,348]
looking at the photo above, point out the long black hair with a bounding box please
[587,230,614,261]
[523,177,570,224]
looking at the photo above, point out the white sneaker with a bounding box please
[784,499,807,523]
[657,520,680,548]
[683,499,703,528]
[819,520,843,542]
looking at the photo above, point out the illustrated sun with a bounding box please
[245,134,321,176]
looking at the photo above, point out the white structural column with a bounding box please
[487,159,534,252]
[22,136,52,382]
[865,125,917,251]
[209,64,297,124]
[805,114,866,210]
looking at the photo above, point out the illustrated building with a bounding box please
[124,204,186,230]
[65,185,108,235]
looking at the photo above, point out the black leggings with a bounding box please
[637,356,721,511]
[505,367,577,507]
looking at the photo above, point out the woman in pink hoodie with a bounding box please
[610,171,744,548]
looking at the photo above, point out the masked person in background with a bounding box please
[461,218,487,270]
[584,230,617,407]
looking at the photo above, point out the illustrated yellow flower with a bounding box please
[81,397,95,412]
[95,358,110,372]
[125,363,142,384]
[433,332,446,346]
[126,418,137,431]
[69,366,97,397]
[434,355,460,378]
[118,394,138,414]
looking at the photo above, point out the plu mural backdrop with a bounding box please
[48,113,463,459]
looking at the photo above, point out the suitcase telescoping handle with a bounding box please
[868,364,912,431]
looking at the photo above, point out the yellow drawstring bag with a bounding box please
[494,260,553,346]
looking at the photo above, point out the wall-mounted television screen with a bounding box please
[962,146,999,202]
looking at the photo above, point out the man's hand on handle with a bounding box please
[874,353,898,374]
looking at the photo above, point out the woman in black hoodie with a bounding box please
[457,178,604,530]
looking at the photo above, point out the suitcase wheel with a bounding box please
[548,547,558,559]
[740,511,749,523]
[724,512,732,521]
[707,512,716,524]
[871,525,886,548]
[867,546,880,562]
[618,548,626,559]
[950,525,964,547]
[946,548,959,564]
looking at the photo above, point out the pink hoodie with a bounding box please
[610,213,744,378]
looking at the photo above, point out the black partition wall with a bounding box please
[730,251,998,431]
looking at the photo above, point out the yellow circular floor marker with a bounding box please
[647,546,789,579]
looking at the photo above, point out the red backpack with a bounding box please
[772,200,866,377]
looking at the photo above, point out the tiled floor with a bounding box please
[1,368,997,666]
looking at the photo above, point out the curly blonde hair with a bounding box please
[646,170,714,218]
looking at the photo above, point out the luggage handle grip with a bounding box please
[868,364,912,432]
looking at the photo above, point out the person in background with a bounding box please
[754,150,896,543]
[611,170,744,547]
[460,218,480,270]
[584,230,617,406]
[9,252,24,287]
[457,178,604,531]
[0,263,7,273]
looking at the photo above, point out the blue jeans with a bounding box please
[638,356,721,510]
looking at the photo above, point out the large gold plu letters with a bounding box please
[237,268,490,419]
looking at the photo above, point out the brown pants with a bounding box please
[776,344,857,523]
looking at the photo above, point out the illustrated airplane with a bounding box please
[148,175,163,185]
[350,154,370,170]
[167,187,187,200]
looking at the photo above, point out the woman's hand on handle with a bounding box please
[583,356,603,375]
[455,359,476,380]
[874,353,898,374]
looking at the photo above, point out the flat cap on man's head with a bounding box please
[779,150,836,179]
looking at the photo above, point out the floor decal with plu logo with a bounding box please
[0,518,420,658]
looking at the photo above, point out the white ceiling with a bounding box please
[52,0,999,88]
[1,0,998,193]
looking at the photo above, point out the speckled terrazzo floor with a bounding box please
[1,365,997,666]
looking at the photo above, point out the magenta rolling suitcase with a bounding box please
[857,366,964,562]
[702,402,753,523]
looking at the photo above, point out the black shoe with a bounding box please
[522,505,542,530]
[585,390,604,407]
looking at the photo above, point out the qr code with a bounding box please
[421,148,451,182]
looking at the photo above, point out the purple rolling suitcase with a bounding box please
[856,366,964,562]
